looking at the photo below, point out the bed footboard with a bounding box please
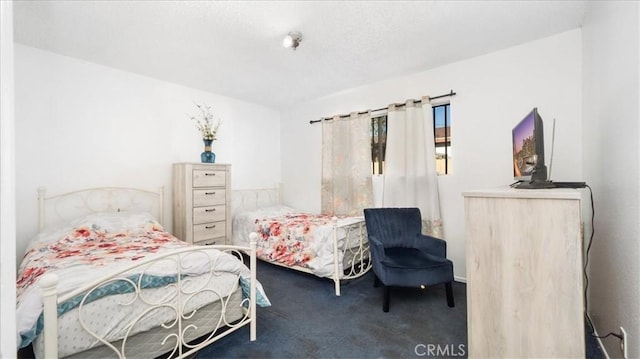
[39,235,260,359]
[332,217,371,296]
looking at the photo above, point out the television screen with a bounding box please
[512,110,537,180]
[511,108,587,189]
[512,108,549,187]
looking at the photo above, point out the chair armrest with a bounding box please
[413,234,447,257]
[368,235,385,261]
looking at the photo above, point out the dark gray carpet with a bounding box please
[199,261,466,358]
[197,260,604,359]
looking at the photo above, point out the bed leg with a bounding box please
[40,273,60,359]
[249,233,257,341]
[332,216,341,296]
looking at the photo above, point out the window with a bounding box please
[370,104,451,175]
[371,115,387,175]
[433,104,451,175]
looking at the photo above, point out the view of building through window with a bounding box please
[371,103,451,175]
[433,104,451,175]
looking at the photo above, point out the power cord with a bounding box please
[583,184,623,341]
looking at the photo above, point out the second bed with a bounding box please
[232,187,371,295]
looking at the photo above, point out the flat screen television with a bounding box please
[511,108,553,188]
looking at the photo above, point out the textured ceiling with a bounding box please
[13,1,587,110]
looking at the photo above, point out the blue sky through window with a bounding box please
[434,105,449,128]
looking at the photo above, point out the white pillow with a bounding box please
[69,211,160,233]
[29,211,160,248]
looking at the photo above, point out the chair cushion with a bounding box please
[381,247,450,269]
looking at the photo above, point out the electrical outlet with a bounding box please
[620,327,628,359]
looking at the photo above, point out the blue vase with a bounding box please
[201,139,216,163]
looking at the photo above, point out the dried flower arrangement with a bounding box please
[189,103,221,141]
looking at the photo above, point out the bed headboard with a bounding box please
[38,186,164,230]
[232,186,282,217]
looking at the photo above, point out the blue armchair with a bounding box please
[363,208,454,312]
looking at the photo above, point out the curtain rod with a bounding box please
[309,90,456,124]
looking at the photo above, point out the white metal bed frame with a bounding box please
[33,186,261,359]
[232,186,371,296]
[37,186,165,230]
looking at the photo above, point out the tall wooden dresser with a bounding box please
[172,163,231,245]
[463,187,585,358]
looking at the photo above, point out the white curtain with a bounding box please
[321,112,374,216]
[382,97,444,238]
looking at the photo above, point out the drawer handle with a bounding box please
[205,192,216,195]
[205,225,216,229]
[205,173,216,176]
[205,208,216,212]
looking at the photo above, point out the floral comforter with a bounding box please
[17,219,184,300]
[16,211,270,350]
[255,213,335,266]
[245,208,363,277]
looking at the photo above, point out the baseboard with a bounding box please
[454,275,467,283]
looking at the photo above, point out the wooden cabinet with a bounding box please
[172,163,231,245]
[463,187,585,358]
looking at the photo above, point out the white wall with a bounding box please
[14,44,281,263]
[280,29,583,280]
[582,1,640,357]
[1,1,17,355]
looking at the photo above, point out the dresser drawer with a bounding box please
[193,205,226,224]
[193,170,226,188]
[193,221,226,242]
[193,189,226,206]
[194,238,223,246]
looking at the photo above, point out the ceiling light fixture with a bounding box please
[282,31,303,50]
